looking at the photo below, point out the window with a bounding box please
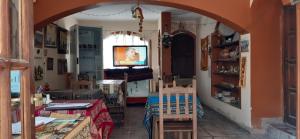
[103,34,148,69]
[0,0,34,138]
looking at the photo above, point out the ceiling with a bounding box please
[69,4,202,21]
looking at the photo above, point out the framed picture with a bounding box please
[57,59,67,74]
[239,57,246,87]
[47,57,54,70]
[57,27,68,54]
[240,40,249,52]
[201,36,209,71]
[34,31,43,48]
[34,65,44,81]
[44,23,57,48]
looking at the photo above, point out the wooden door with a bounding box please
[171,33,195,78]
[283,6,297,126]
[0,0,34,138]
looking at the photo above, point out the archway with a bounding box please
[33,0,286,131]
[33,0,250,33]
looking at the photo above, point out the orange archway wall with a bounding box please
[34,0,284,128]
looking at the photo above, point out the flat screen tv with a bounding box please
[113,45,148,67]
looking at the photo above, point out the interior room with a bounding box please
[0,0,300,139]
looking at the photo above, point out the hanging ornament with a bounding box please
[132,0,144,33]
[162,32,172,48]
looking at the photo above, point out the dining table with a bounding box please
[143,94,205,139]
[35,99,114,139]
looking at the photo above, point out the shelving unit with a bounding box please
[70,25,103,80]
[211,32,241,109]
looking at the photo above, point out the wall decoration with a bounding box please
[240,40,249,52]
[34,66,44,81]
[44,23,57,48]
[34,31,43,48]
[57,27,68,54]
[47,57,54,70]
[57,59,67,74]
[201,36,209,71]
[239,57,246,87]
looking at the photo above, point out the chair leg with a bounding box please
[187,132,191,139]
[179,132,183,139]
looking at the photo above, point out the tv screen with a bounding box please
[113,45,148,67]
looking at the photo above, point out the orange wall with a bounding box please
[34,0,250,33]
[33,0,284,128]
[249,0,283,128]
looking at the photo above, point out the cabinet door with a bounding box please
[78,26,103,80]
[94,28,103,80]
[70,25,79,78]
[127,80,150,97]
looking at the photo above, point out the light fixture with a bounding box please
[131,0,144,32]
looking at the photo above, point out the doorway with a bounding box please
[171,32,195,78]
[283,6,297,127]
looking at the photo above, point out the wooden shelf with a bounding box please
[213,72,239,76]
[213,84,240,91]
[214,41,240,49]
[211,33,241,109]
[213,97,241,109]
[214,58,239,63]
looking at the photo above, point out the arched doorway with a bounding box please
[31,0,287,133]
[171,32,195,78]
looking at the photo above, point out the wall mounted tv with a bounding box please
[113,45,148,67]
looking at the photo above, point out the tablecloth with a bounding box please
[143,95,204,139]
[13,117,91,139]
[35,99,114,139]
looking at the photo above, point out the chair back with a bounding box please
[158,78,197,139]
[72,80,93,90]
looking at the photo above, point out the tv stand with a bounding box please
[127,66,134,70]
[104,67,153,82]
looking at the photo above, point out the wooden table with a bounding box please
[35,99,113,139]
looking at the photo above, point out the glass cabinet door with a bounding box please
[0,0,34,138]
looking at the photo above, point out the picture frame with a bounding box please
[44,23,57,48]
[57,27,68,54]
[57,59,67,74]
[240,40,249,52]
[47,57,54,70]
[34,31,43,48]
[201,36,209,71]
[34,65,44,81]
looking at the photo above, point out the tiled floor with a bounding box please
[110,106,271,139]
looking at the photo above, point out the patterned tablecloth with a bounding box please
[13,116,91,139]
[143,95,205,139]
[35,99,114,139]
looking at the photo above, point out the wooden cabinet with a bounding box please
[211,32,241,109]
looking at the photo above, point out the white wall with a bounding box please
[196,16,252,129]
[33,39,68,90]
[34,17,78,90]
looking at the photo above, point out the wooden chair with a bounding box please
[159,79,197,139]
[72,80,94,90]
